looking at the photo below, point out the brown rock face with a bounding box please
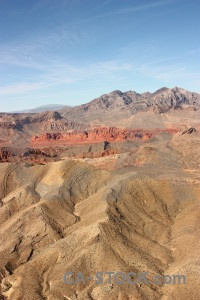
[181,127,197,135]
[0,149,13,162]
[31,126,179,146]
[0,148,59,164]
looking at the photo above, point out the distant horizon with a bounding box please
[2,85,200,113]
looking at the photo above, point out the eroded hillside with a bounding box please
[0,126,200,299]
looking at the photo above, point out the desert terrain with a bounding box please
[0,87,200,299]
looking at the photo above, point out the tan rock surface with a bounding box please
[0,128,200,299]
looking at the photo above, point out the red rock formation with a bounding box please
[31,126,179,146]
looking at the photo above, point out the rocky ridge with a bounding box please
[62,87,200,116]
[31,127,179,146]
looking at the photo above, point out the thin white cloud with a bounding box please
[0,25,87,66]
[139,62,200,83]
[0,60,133,97]
[0,83,44,96]
[186,48,200,55]
[144,48,200,66]
[0,26,88,80]
[94,0,176,18]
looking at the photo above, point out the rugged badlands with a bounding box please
[0,87,200,299]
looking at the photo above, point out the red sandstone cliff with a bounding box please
[31,127,179,146]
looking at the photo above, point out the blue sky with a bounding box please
[0,0,199,111]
